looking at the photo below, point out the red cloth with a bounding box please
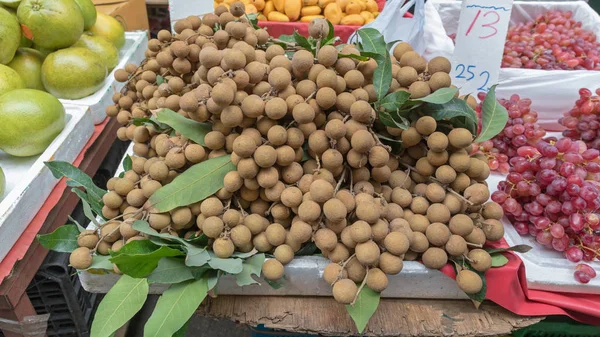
[0,119,109,283]
[440,239,600,326]
[258,0,413,41]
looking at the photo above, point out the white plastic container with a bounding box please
[0,104,94,262]
[60,32,149,125]
[79,144,468,298]
[430,0,600,131]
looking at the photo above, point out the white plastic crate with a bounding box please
[79,143,468,298]
[168,0,213,30]
[430,0,600,131]
[60,31,148,125]
[0,104,94,262]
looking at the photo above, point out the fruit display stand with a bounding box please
[0,105,93,263]
[60,31,149,125]
[0,117,121,337]
[430,0,600,130]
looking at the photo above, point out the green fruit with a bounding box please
[73,33,118,71]
[73,0,97,30]
[17,0,84,50]
[7,48,45,91]
[0,5,33,48]
[0,166,5,200]
[41,47,107,99]
[89,12,125,49]
[0,89,66,157]
[32,44,54,58]
[0,64,24,96]
[0,0,20,9]
[0,7,21,64]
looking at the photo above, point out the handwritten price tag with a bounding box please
[451,0,513,96]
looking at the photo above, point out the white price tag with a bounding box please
[451,1,514,96]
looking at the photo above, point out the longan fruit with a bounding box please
[349,100,372,123]
[252,232,272,253]
[482,202,503,220]
[422,247,448,269]
[383,232,410,256]
[388,170,412,189]
[449,214,474,237]
[102,191,123,209]
[222,209,241,228]
[378,252,403,275]
[448,128,473,149]
[351,130,375,154]
[100,222,121,243]
[435,165,457,185]
[389,188,411,208]
[265,223,287,246]
[423,183,444,203]
[366,268,389,293]
[448,153,470,173]
[148,213,170,231]
[410,196,429,215]
[445,234,467,257]
[393,42,413,60]
[323,263,347,285]
[427,149,449,167]
[298,200,321,222]
[355,240,381,266]
[428,72,451,92]
[203,216,224,238]
[126,189,147,208]
[289,220,313,243]
[262,259,285,281]
[70,247,93,269]
[464,184,490,205]
[171,207,192,228]
[457,270,483,294]
[400,127,421,148]
[114,178,135,197]
[468,249,493,273]
[410,232,429,253]
[230,225,252,247]
[77,230,99,249]
[268,67,292,91]
[396,66,418,87]
[316,87,337,110]
[427,132,448,153]
[355,202,380,224]
[328,243,350,263]
[428,56,451,74]
[482,219,504,241]
[333,279,358,304]
[427,203,451,224]
[309,179,334,203]
[271,244,294,265]
[414,158,434,178]
[425,222,450,247]
[200,197,223,217]
[408,81,431,99]
[413,116,436,136]
[366,146,388,169]
[291,50,313,74]
[312,228,336,253]
[316,69,337,89]
[350,220,372,244]
[252,145,277,168]
[212,238,235,259]
[323,199,347,222]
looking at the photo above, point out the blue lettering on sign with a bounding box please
[465,4,510,11]
[454,64,491,92]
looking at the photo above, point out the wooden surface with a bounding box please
[198,296,543,336]
[0,119,120,337]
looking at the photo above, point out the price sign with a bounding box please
[451,0,513,96]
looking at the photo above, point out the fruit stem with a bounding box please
[305,90,317,102]
[351,267,369,306]
[265,202,278,216]
[269,37,296,48]
[466,242,482,248]
[233,195,248,217]
[368,128,392,152]
[334,166,349,195]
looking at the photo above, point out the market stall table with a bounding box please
[197,296,543,336]
[0,118,120,337]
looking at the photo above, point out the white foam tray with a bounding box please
[60,31,148,125]
[79,143,468,298]
[0,104,94,262]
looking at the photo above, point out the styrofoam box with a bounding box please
[60,32,148,125]
[79,143,468,298]
[168,0,213,30]
[430,0,600,131]
[0,105,94,262]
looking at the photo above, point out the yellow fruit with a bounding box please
[284,0,301,21]
[268,11,290,21]
[246,3,258,13]
[303,0,318,5]
[366,0,378,12]
[224,0,236,3]
[215,0,224,3]
[89,12,125,49]
[365,17,374,23]
[319,0,335,8]
[359,10,373,21]
[251,0,265,10]
[358,0,367,10]
[301,5,321,16]
[373,11,379,17]
[300,15,324,22]
[336,0,349,11]
[324,3,342,24]
[258,14,267,20]
[264,1,275,16]
[345,0,361,14]
[340,13,364,25]
[273,0,285,12]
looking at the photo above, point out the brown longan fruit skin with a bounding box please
[77,230,99,249]
[355,240,380,266]
[379,252,404,275]
[323,263,347,285]
[366,268,389,293]
[70,247,93,269]
[425,222,451,247]
[422,247,448,269]
[445,235,468,257]
[383,232,410,256]
[213,238,235,258]
[482,202,504,220]
[262,259,285,281]
[415,116,437,135]
[274,244,294,265]
[468,249,493,273]
[483,219,505,241]
[449,214,474,237]
[410,232,429,253]
[332,279,358,304]
[448,128,473,149]
[457,270,483,294]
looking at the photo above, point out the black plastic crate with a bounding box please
[26,251,102,337]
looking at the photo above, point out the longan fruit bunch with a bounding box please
[84,3,503,302]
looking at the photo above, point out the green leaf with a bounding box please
[79,194,101,227]
[132,117,168,131]
[86,255,114,271]
[378,110,410,130]
[491,254,509,268]
[245,13,260,29]
[148,155,235,213]
[420,98,478,135]
[294,31,313,52]
[144,278,208,337]
[123,155,132,172]
[156,75,165,85]
[68,215,86,233]
[474,85,508,142]
[385,39,402,52]
[235,253,265,286]
[357,28,387,55]
[295,242,318,256]
[361,52,392,102]
[207,254,243,274]
[486,244,532,255]
[265,278,285,289]
[184,233,209,246]
[185,248,211,267]
[338,53,370,62]
[275,34,294,49]
[156,109,212,146]
[451,261,487,307]
[91,275,149,337]
[132,220,188,247]
[37,225,80,253]
[45,161,106,205]
[148,258,195,284]
[321,19,336,46]
[110,240,184,278]
[410,87,458,104]
[345,286,380,334]
[206,270,220,291]
[380,90,411,112]
[71,188,104,222]
[190,266,211,279]
[231,249,258,259]
[172,319,190,337]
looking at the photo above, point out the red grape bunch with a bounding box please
[474,93,546,174]
[560,88,600,150]
[491,137,600,282]
[503,10,600,70]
